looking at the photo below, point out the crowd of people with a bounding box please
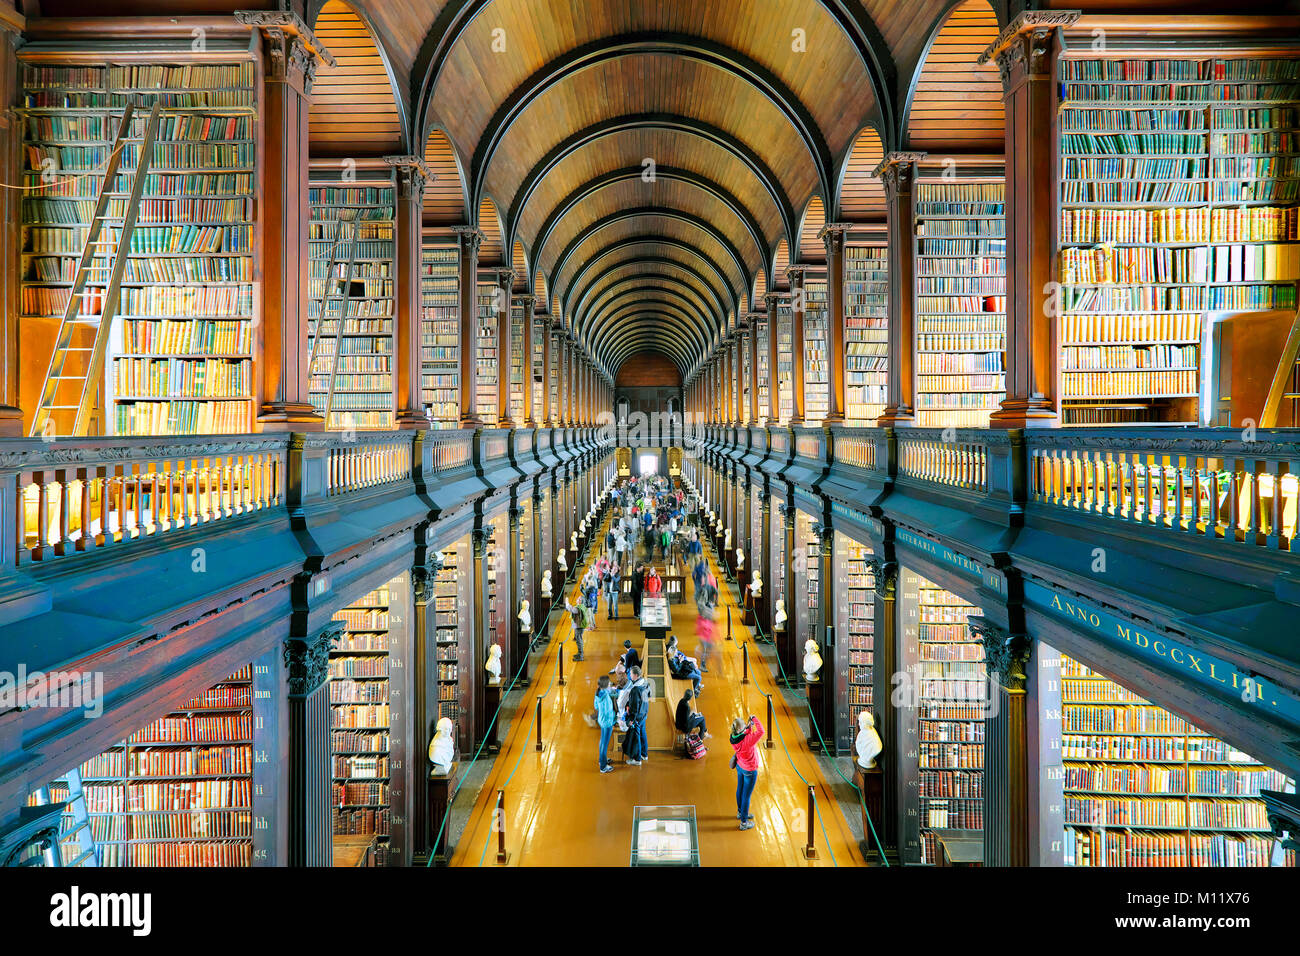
[570,475,763,830]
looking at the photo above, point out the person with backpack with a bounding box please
[605,562,622,621]
[644,566,663,597]
[564,594,592,661]
[675,688,710,741]
[595,675,616,773]
[605,526,617,561]
[620,665,651,765]
[730,714,765,830]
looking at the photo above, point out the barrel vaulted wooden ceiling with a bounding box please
[36,0,1250,378]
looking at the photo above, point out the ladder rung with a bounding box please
[42,405,80,410]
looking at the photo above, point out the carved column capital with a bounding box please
[451,225,483,254]
[384,155,433,203]
[236,10,335,94]
[508,505,523,532]
[763,292,784,310]
[873,151,928,198]
[472,527,493,558]
[968,616,1032,691]
[979,10,1080,87]
[819,222,852,257]
[284,622,341,697]
[865,556,897,597]
[785,266,807,288]
[412,565,435,604]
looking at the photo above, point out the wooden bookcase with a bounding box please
[1056,54,1300,425]
[755,314,770,422]
[776,298,794,423]
[897,570,986,865]
[19,57,257,435]
[844,244,889,424]
[306,166,396,430]
[437,535,476,753]
[509,300,525,423]
[475,281,499,426]
[803,275,829,423]
[913,172,1007,428]
[1055,653,1296,866]
[832,532,875,754]
[420,241,460,429]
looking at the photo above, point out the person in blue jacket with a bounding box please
[595,675,616,773]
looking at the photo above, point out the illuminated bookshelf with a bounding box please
[420,243,459,429]
[803,277,829,423]
[776,298,794,423]
[833,535,875,753]
[845,245,889,424]
[1057,56,1300,425]
[476,282,499,426]
[1060,654,1296,867]
[329,587,393,863]
[914,177,1007,428]
[20,60,257,436]
[307,173,396,430]
[755,314,770,422]
[509,301,525,423]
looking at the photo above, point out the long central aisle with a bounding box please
[450,508,863,866]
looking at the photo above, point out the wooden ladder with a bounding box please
[30,769,101,867]
[307,215,361,425]
[30,101,162,438]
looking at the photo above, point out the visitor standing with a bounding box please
[730,714,764,829]
[595,675,615,773]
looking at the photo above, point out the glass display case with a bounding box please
[630,805,699,866]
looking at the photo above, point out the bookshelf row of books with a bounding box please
[436,544,467,737]
[18,58,258,436]
[837,535,875,753]
[914,180,1007,428]
[29,665,255,866]
[477,283,499,425]
[329,587,395,855]
[776,300,794,422]
[914,577,985,865]
[754,315,770,420]
[802,279,829,422]
[1057,54,1300,424]
[1059,654,1295,866]
[421,245,460,427]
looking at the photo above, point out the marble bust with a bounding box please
[734,545,744,569]
[518,599,532,632]
[774,599,787,630]
[486,643,502,683]
[557,548,567,572]
[570,531,578,551]
[855,712,883,770]
[724,529,732,550]
[540,572,552,599]
[429,716,455,775]
[748,571,762,599]
[803,639,823,682]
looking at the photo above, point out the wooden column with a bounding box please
[284,621,340,866]
[452,227,483,427]
[734,332,744,425]
[410,559,438,856]
[788,269,808,426]
[764,294,780,423]
[822,224,850,425]
[982,13,1078,429]
[0,8,26,435]
[747,315,761,425]
[504,505,523,679]
[970,617,1033,867]
[242,13,333,431]
[471,524,491,750]
[388,156,433,429]
[516,294,536,426]
[875,152,925,428]
[867,557,899,856]
[811,522,835,750]
[496,270,515,428]
[779,501,798,680]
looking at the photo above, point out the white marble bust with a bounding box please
[486,643,502,683]
[570,531,578,550]
[540,571,553,598]
[748,571,763,598]
[557,548,568,572]
[429,716,455,775]
[774,599,787,630]
[724,529,732,550]
[803,639,823,682]
[855,711,883,770]
[734,545,744,569]
[518,599,532,632]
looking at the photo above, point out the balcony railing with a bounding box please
[898,429,989,493]
[10,435,287,564]
[1028,430,1300,553]
[324,432,413,497]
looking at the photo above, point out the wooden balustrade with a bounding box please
[324,434,413,496]
[1028,431,1300,553]
[11,437,287,564]
[898,430,989,493]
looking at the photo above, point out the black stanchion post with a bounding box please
[804,785,818,860]
[742,643,749,685]
[535,697,544,753]
[765,695,774,749]
[495,789,508,864]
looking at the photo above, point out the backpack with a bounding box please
[626,680,649,722]
[686,734,707,760]
[581,604,595,629]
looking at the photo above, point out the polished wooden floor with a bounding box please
[451,510,864,867]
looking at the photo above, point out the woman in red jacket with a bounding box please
[730,714,764,830]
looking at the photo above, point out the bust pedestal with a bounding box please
[805,677,823,750]
[854,763,886,863]
[428,762,457,863]
[736,568,749,600]
[513,626,531,685]
[482,681,502,753]
[775,625,796,687]
[536,595,552,638]
[568,547,579,572]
